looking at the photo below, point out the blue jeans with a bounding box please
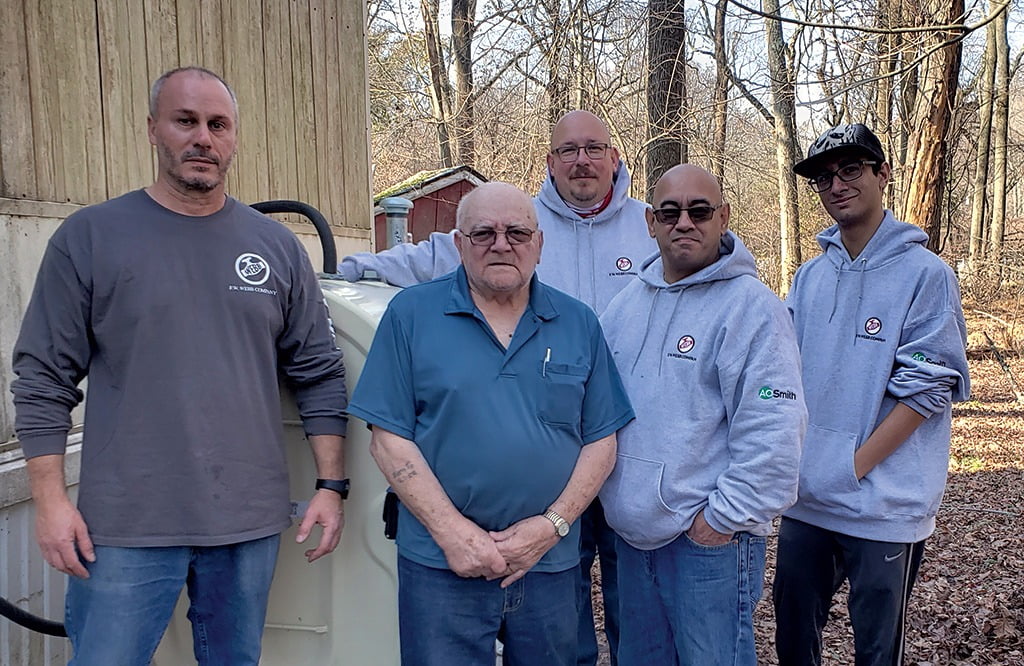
[398,555,578,666]
[616,532,766,666]
[578,498,620,666]
[65,534,280,666]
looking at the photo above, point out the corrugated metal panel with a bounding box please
[0,439,80,665]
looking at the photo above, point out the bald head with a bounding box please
[456,182,537,232]
[150,67,237,121]
[653,164,723,203]
[550,111,611,149]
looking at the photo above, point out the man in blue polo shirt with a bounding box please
[348,181,635,666]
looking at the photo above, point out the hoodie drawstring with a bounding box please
[852,257,868,345]
[630,288,685,377]
[589,223,597,310]
[828,263,842,323]
[571,218,581,303]
[631,289,662,376]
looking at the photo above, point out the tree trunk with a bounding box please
[711,0,728,186]
[988,3,1009,269]
[646,0,687,197]
[872,0,898,210]
[421,0,453,167]
[544,0,567,123]
[763,0,801,296]
[900,0,964,251]
[452,0,475,166]
[969,16,996,267]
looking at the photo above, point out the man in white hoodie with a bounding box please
[341,111,654,665]
[598,164,806,665]
[773,124,970,665]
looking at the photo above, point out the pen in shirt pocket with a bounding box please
[543,347,551,377]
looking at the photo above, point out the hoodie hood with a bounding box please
[817,209,927,269]
[636,231,759,291]
[814,210,929,325]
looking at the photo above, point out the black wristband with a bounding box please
[315,478,350,499]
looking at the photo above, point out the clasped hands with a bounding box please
[439,514,559,588]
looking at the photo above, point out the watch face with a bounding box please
[557,522,570,537]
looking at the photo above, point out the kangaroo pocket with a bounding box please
[601,454,684,547]
[538,362,587,427]
[797,425,862,514]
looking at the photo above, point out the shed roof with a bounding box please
[374,165,488,203]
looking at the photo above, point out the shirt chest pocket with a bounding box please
[538,362,588,427]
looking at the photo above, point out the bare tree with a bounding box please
[763,0,801,295]
[969,14,997,268]
[421,0,454,166]
[988,2,1009,268]
[710,0,729,185]
[646,0,687,196]
[452,0,476,165]
[899,0,965,250]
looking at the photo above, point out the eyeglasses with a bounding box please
[462,227,536,246]
[807,161,877,193]
[651,204,722,225]
[550,143,610,163]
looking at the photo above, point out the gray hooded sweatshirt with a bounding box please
[599,232,807,549]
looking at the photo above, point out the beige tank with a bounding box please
[153,279,402,665]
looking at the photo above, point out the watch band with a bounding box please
[315,478,350,499]
[543,509,570,538]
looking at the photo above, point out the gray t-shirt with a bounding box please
[12,190,348,546]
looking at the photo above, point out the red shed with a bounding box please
[373,166,487,249]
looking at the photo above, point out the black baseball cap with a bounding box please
[794,123,886,177]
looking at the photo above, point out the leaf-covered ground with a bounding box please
[592,354,1024,665]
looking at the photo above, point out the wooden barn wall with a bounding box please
[0,0,371,236]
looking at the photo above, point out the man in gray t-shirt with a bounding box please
[11,67,349,665]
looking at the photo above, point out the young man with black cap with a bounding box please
[772,123,971,665]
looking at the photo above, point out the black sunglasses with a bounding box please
[651,204,722,225]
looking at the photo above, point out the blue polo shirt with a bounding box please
[348,266,634,572]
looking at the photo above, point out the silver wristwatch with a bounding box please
[543,509,570,538]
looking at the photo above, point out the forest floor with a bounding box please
[589,299,1024,665]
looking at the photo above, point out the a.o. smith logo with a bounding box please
[677,336,695,354]
[235,253,270,285]
[912,351,948,367]
[759,385,798,400]
[616,257,633,271]
[864,317,882,335]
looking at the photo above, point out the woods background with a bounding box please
[367,0,1024,302]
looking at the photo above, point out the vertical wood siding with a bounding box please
[0,0,371,233]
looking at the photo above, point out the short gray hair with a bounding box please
[149,67,238,119]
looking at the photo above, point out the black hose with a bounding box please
[250,200,338,274]
[0,595,66,637]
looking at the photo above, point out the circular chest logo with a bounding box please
[236,253,270,285]
[677,335,695,354]
[616,256,633,271]
[864,317,882,335]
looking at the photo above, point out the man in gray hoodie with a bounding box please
[342,111,654,665]
[773,124,970,665]
[598,164,806,665]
